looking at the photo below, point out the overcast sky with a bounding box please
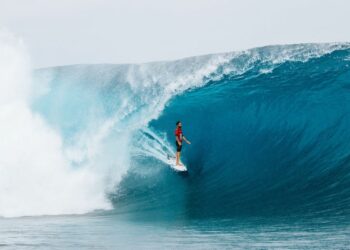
[1,0,349,68]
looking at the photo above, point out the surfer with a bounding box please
[175,121,191,166]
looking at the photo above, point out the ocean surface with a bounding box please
[1,43,350,249]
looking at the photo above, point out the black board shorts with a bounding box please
[176,141,182,152]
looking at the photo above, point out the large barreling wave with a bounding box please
[1,35,350,219]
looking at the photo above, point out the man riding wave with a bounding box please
[175,121,191,166]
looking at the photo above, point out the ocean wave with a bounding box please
[1,38,349,218]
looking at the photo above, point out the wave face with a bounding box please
[113,43,350,219]
[1,40,350,219]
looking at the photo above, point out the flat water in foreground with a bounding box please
[0,212,349,249]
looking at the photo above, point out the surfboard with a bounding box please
[167,155,187,172]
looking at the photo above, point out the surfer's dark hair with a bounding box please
[176,121,181,126]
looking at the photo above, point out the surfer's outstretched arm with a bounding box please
[183,136,191,144]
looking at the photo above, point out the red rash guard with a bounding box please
[175,127,183,142]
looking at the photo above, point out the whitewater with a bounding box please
[1,32,350,248]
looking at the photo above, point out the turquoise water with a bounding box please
[1,214,349,249]
[2,43,350,249]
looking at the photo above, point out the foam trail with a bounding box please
[132,128,176,164]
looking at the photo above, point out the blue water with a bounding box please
[2,43,350,249]
[1,214,349,249]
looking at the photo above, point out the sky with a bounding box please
[0,0,349,68]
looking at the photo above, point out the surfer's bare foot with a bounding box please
[176,163,183,166]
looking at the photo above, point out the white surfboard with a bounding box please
[167,156,187,172]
